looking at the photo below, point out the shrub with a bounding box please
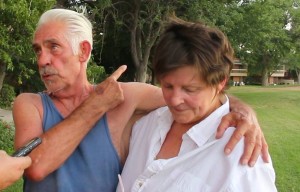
[0,84,16,109]
[0,120,15,154]
[87,62,107,84]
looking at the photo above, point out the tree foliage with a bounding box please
[0,0,56,93]
[1,0,299,91]
[286,3,300,83]
[228,0,293,86]
[89,0,240,82]
[93,0,294,85]
[0,119,14,154]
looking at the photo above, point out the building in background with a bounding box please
[269,65,294,85]
[230,59,293,85]
[230,59,247,86]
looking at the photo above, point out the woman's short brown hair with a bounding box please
[153,18,234,90]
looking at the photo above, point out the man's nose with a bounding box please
[37,50,51,67]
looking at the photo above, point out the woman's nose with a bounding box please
[168,90,184,106]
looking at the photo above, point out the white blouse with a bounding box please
[117,96,277,192]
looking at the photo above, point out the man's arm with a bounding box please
[13,66,126,181]
[216,94,269,167]
[108,82,165,164]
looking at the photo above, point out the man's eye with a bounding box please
[51,44,59,50]
[33,48,41,55]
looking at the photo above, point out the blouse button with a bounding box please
[138,181,143,187]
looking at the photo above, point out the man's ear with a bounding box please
[79,41,91,62]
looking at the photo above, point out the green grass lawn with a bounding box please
[2,179,23,192]
[2,85,300,191]
[228,85,300,192]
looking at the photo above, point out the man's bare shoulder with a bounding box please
[13,92,43,111]
[15,92,41,102]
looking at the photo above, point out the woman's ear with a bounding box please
[79,41,91,62]
[217,79,227,92]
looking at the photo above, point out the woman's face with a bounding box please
[160,66,224,125]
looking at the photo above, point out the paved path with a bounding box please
[0,108,13,123]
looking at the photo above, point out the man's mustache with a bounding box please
[39,67,58,76]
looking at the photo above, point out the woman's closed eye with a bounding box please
[183,86,201,93]
[161,83,173,90]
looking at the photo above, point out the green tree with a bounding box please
[110,0,241,83]
[57,0,241,83]
[19,0,295,87]
[286,3,300,83]
[89,0,239,82]
[0,0,56,93]
[92,0,177,82]
[230,0,292,86]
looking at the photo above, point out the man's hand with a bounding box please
[0,150,32,190]
[216,95,269,167]
[216,110,269,167]
[92,65,127,111]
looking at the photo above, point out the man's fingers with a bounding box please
[224,119,248,155]
[261,133,270,163]
[220,107,268,167]
[240,129,258,166]
[93,65,126,95]
[216,112,237,139]
[247,145,261,167]
[216,111,242,139]
[216,116,231,139]
[110,65,127,81]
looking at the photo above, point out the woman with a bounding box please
[118,18,277,192]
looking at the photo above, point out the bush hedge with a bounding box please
[0,84,16,109]
[0,120,15,154]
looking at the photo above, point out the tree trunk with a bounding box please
[135,63,147,82]
[128,0,165,83]
[295,68,300,84]
[261,69,269,86]
[0,62,6,92]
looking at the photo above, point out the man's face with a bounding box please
[32,21,81,93]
